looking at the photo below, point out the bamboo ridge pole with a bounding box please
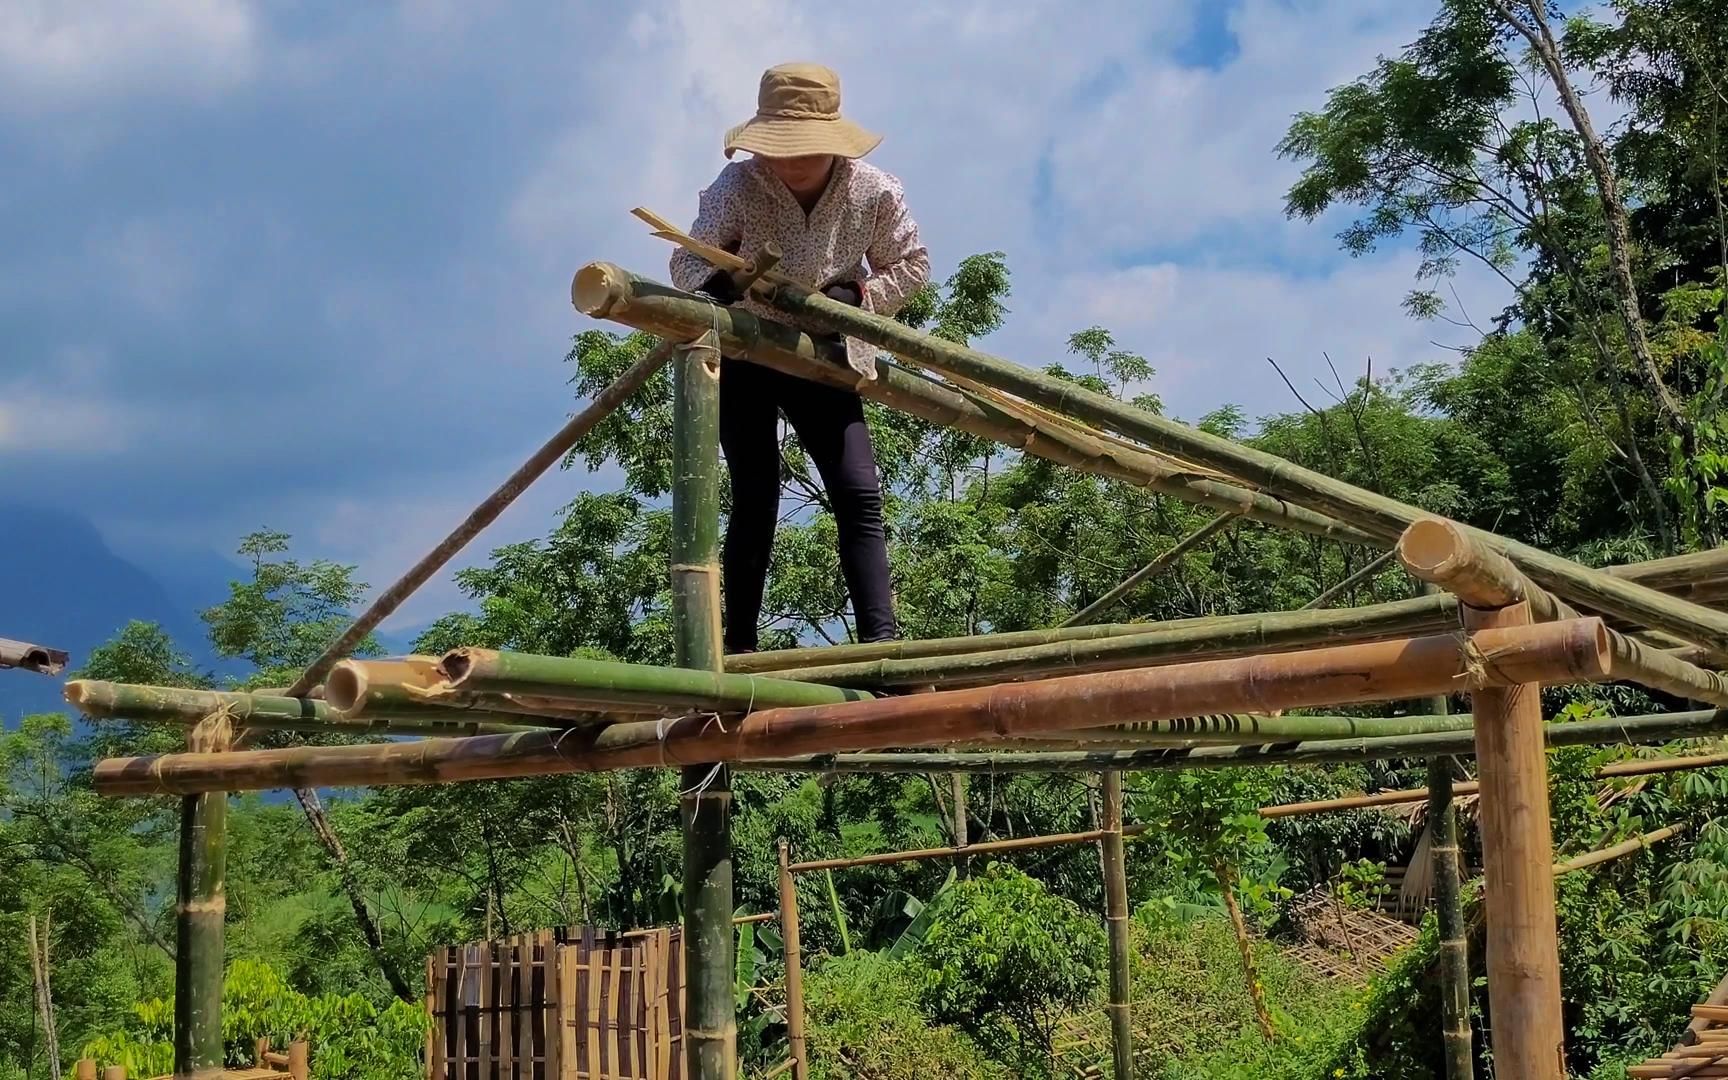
[725,545,1728,676]
[1064,513,1239,627]
[1261,750,1728,818]
[287,340,677,699]
[762,283,1728,654]
[751,710,1728,773]
[431,647,874,712]
[572,264,1373,545]
[65,679,543,738]
[762,594,1461,690]
[670,324,736,1080]
[92,620,1612,795]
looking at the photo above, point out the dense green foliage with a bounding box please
[8,2,1728,1077]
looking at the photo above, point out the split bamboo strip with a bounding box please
[1099,771,1134,1079]
[762,594,1461,691]
[763,282,1728,655]
[175,718,229,1080]
[752,711,1728,774]
[572,264,1373,545]
[1261,751,1728,818]
[1551,822,1689,876]
[671,325,736,1080]
[287,339,676,699]
[777,841,809,1080]
[1063,514,1238,627]
[91,620,1612,795]
[434,647,873,712]
[65,680,543,738]
[724,546,1728,675]
[1398,518,1728,706]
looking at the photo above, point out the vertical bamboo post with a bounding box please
[1099,771,1134,1078]
[287,1041,309,1080]
[176,718,230,1080]
[1463,600,1564,1078]
[1421,591,1473,1080]
[777,841,809,1080]
[673,329,735,1080]
[102,1067,126,1080]
[951,773,971,878]
[75,1061,95,1080]
[1398,521,1563,1079]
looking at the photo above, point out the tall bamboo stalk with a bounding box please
[762,283,1728,655]
[1099,772,1134,1078]
[672,330,735,1080]
[572,264,1372,544]
[28,915,60,1080]
[176,718,229,1080]
[1064,514,1238,627]
[1420,582,1473,1080]
[777,841,809,1080]
[93,621,1613,795]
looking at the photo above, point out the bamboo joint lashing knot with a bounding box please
[1450,631,1492,690]
[191,705,236,751]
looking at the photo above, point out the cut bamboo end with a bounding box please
[572,262,628,318]
[325,656,443,714]
[1399,517,1526,610]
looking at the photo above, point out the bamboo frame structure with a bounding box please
[82,253,1728,1076]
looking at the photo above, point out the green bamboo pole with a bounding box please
[763,594,1458,690]
[1421,590,1473,1080]
[65,680,543,738]
[1099,771,1134,1078]
[1063,513,1238,627]
[436,647,873,712]
[573,264,1372,545]
[1301,549,1402,610]
[175,722,228,1080]
[671,330,735,1080]
[762,283,1728,654]
[747,710,1728,773]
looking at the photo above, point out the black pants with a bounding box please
[719,356,897,652]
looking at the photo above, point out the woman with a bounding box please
[670,62,930,654]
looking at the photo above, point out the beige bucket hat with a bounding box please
[723,62,882,159]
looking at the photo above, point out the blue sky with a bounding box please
[0,0,1510,629]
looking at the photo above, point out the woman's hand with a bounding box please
[822,281,863,307]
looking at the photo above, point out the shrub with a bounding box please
[803,951,1007,1080]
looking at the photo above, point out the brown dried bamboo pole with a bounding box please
[286,340,676,699]
[1551,822,1689,876]
[572,263,1372,545]
[1262,751,1728,818]
[1400,517,1728,706]
[1301,548,1401,610]
[1099,771,1134,1078]
[91,620,1613,795]
[1464,599,1565,1079]
[789,827,1131,873]
[287,1041,309,1080]
[1063,513,1238,627]
[777,841,808,1080]
[764,281,1728,654]
[75,1061,95,1080]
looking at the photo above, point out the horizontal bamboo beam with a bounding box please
[1551,822,1688,876]
[64,680,542,738]
[571,264,1374,545]
[92,620,1610,795]
[1260,750,1728,818]
[1010,711,1474,744]
[726,550,1728,676]
[1400,518,1728,706]
[748,710,1728,773]
[787,825,1156,874]
[764,282,1728,654]
[433,647,874,712]
[760,594,1458,690]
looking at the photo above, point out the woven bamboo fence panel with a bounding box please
[427,927,686,1080]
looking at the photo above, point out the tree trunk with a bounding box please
[1214,859,1274,1042]
[289,787,416,1002]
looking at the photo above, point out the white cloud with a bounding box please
[0,0,259,109]
[0,346,136,454]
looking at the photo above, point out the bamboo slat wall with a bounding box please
[427,927,687,1080]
